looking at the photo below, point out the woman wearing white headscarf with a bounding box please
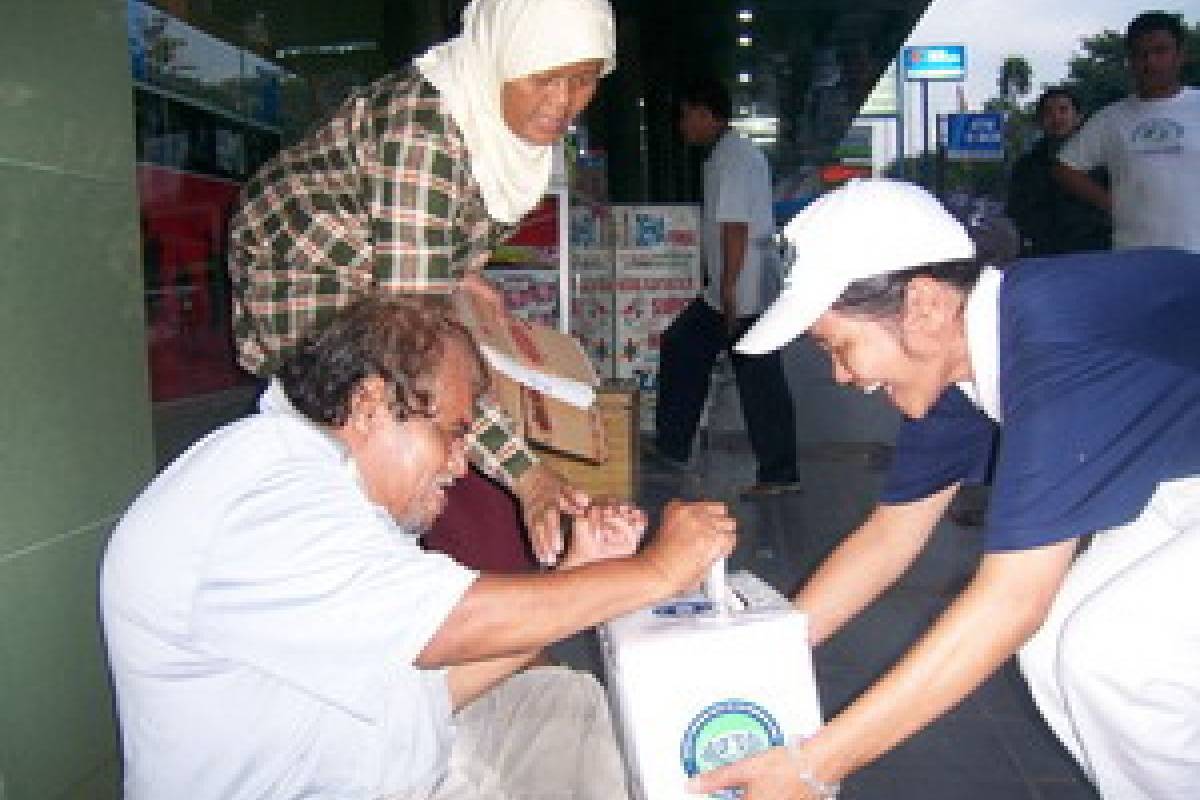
[416,0,615,225]
[231,0,617,572]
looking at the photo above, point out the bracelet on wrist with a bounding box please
[786,739,840,799]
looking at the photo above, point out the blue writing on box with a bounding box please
[652,599,714,617]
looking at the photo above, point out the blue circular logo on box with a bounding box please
[680,699,783,799]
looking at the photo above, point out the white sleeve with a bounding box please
[192,460,477,721]
[1058,110,1111,172]
[712,152,755,224]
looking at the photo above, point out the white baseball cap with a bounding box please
[735,179,975,355]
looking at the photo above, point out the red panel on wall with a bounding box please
[504,195,558,247]
[138,164,250,401]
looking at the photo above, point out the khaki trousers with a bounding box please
[386,666,629,800]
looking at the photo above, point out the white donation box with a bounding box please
[599,570,823,800]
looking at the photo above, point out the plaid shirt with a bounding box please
[229,67,535,483]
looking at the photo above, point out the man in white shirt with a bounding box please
[1055,10,1200,252]
[101,296,736,800]
[652,75,799,496]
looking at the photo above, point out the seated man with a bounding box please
[100,296,735,800]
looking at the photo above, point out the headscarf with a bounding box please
[415,0,616,224]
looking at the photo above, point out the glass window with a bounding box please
[130,0,290,401]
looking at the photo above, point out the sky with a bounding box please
[894,0,1191,149]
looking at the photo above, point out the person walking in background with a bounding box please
[651,74,800,497]
[229,0,617,571]
[1055,10,1200,253]
[1007,87,1111,255]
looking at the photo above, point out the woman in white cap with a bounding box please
[689,179,1200,800]
[230,0,617,570]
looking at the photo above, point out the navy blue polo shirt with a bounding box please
[881,248,1200,551]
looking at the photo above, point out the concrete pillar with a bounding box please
[0,1,154,797]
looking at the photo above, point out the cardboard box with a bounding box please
[534,385,638,502]
[455,292,607,463]
[600,571,823,800]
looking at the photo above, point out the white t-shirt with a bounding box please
[701,129,778,316]
[1058,87,1200,252]
[101,404,477,800]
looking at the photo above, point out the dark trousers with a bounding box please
[654,299,797,483]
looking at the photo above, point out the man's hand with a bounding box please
[720,220,748,341]
[639,500,736,598]
[686,746,822,800]
[558,501,648,569]
[512,462,591,566]
[420,498,734,668]
[1052,163,1112,213]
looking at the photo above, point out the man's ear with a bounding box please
[901,276,961,342]
[348,376,388,435]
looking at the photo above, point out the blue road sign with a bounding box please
[903,45,967,82]
[944,112,1006,161]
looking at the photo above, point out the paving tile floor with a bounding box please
[555,431,1099,800]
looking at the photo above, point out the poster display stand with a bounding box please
[489,178,702,438]
[569,203,702,432]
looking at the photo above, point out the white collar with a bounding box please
[956,266,1004,422]
[259,379,424,537]
[259,376,357,460]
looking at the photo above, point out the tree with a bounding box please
[1062,30,1129,114]
[998,56,1033,105]
[985,57,1038,169]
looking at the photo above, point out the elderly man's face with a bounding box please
[351,338,475,530]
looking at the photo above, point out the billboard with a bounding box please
[902,45,967,82]
[943,112,1006,161]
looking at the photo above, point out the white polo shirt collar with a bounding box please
[956,266,1004,423]
[259,378,410,533]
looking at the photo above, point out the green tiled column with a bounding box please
[0,2,153,798]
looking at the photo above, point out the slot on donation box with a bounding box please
[600,570,824,800]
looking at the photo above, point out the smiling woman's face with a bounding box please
[809,294,961,421]
[501,59,605,145]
